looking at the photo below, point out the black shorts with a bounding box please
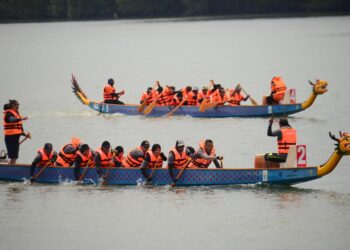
[5,134,21,159]
[266,95,277,105]
[104,100,124,105]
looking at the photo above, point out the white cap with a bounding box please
[176,140,185,147]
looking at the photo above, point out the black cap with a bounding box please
[80,144,89,152]
[115,146,124,153]
[44,143,53,151]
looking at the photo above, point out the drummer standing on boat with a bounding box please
[103,78,125,104]
[3,100,30,164]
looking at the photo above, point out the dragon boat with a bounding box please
[71,75,328,118]
[0,132,348,186]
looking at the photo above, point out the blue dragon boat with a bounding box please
[0,132,348,186]
[71,75,328,118]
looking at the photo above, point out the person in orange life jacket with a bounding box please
[210,84,222,99]
[112,146,124,167]
[228,84,249,106]
[188,140,223,168]
[121,140,150,168]
[140,144,168,182]
[168,140,195,183]
[3,100,29,164]
[267,118,297,162]
[211,88,229,105]
[140,87,153,104]
[30,143,57,180]
[103,78,125,105]
[264,76,287,105]
[73,144,94,180]
[56,137,81,167]
[187,87,199,106]
[94,141,114,177]
[170,91,184,106]
[198,86,211,103]
[156,85,175,106]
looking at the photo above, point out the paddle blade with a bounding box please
[199,98,208,112]
[202,102,218,112]
[249,97,258,106]
[138,100,148,113]
[143,101,157,115]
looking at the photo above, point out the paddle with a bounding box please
[240,87,258,106]
[30,161,52,182]
[171,158,192,187]
[1,133,31,159]
[78,160,93,182]
[166,96,188,117]
[138,81,160,113]
[143,93,163,115]
[201,97,234,112]
[199,98,208,112]
[148,157,161,180]
[102,152,116,185]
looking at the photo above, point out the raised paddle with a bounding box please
[30,161,52,182]
[171,158,192,187]
[240,87,258,106]
[166,96,188,117]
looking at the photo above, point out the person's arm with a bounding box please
[213,158,222,168]
[196,149,216,161]
[267,121,282,140]
[94,153,102,176]
[140,153,151,180]
[30,154,42,177]
[5,112,22,123]
[74,155,83,180]
[167,152,176,181]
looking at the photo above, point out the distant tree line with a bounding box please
[0,0,349,21]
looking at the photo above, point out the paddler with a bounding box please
[56,137,81,167]
[140,144,167,182]
[103,78,125,105]
[29,143,57,180]
[73,144,94,180]
[228,84,249,106]
[112,146,124,167]
[157,85,176,106]
[187,87,199,106]
[140,87,153,105]
[266,118,297,162]
[121,140,150,168]
[211,87,229,106]
[167,140,194,184]
[198,86,211,103]
[94,141,113,177]
[170,92,184,106]
[188,140,223,168]
[3,100,30,164]
[263,76,287,105]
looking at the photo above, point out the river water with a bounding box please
[0,16,350,250]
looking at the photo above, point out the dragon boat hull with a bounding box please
[0,163,320,186]
[87,101,303,118]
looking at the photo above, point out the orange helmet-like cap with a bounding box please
[271,76,285,85]
[71,137,81,149]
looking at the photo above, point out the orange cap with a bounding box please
[71,137,81,149]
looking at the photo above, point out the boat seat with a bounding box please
[280,145,297,168]
[279,89,296,104]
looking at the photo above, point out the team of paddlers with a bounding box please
[2,76,295,183]
[103,76,288,106]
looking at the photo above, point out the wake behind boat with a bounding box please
[71,75,328,118]
[1,132,348,186]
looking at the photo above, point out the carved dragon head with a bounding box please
[329,131,350,155]
[309,79,328,95]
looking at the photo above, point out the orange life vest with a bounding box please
[181,88,192,99]
[56,144,78,167]
[3,109,23,136]
[103,84,116,101]
[76,150,94,168]
[188,141,216,168]
[140,92,153,105]
[228,91,244,106]
[95,148,113,168]
[170,96,183,106]
[157,87,173,106]
[278,127,297,154]
[122,147,145,168]
[37,148,55,167]
[187,92,198,106]
[198,90,211,102]
[146,150,163,168]
[211,93,229,104]
[113,154,124,167]
[169,147,188,169]
[271,76,286,101]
